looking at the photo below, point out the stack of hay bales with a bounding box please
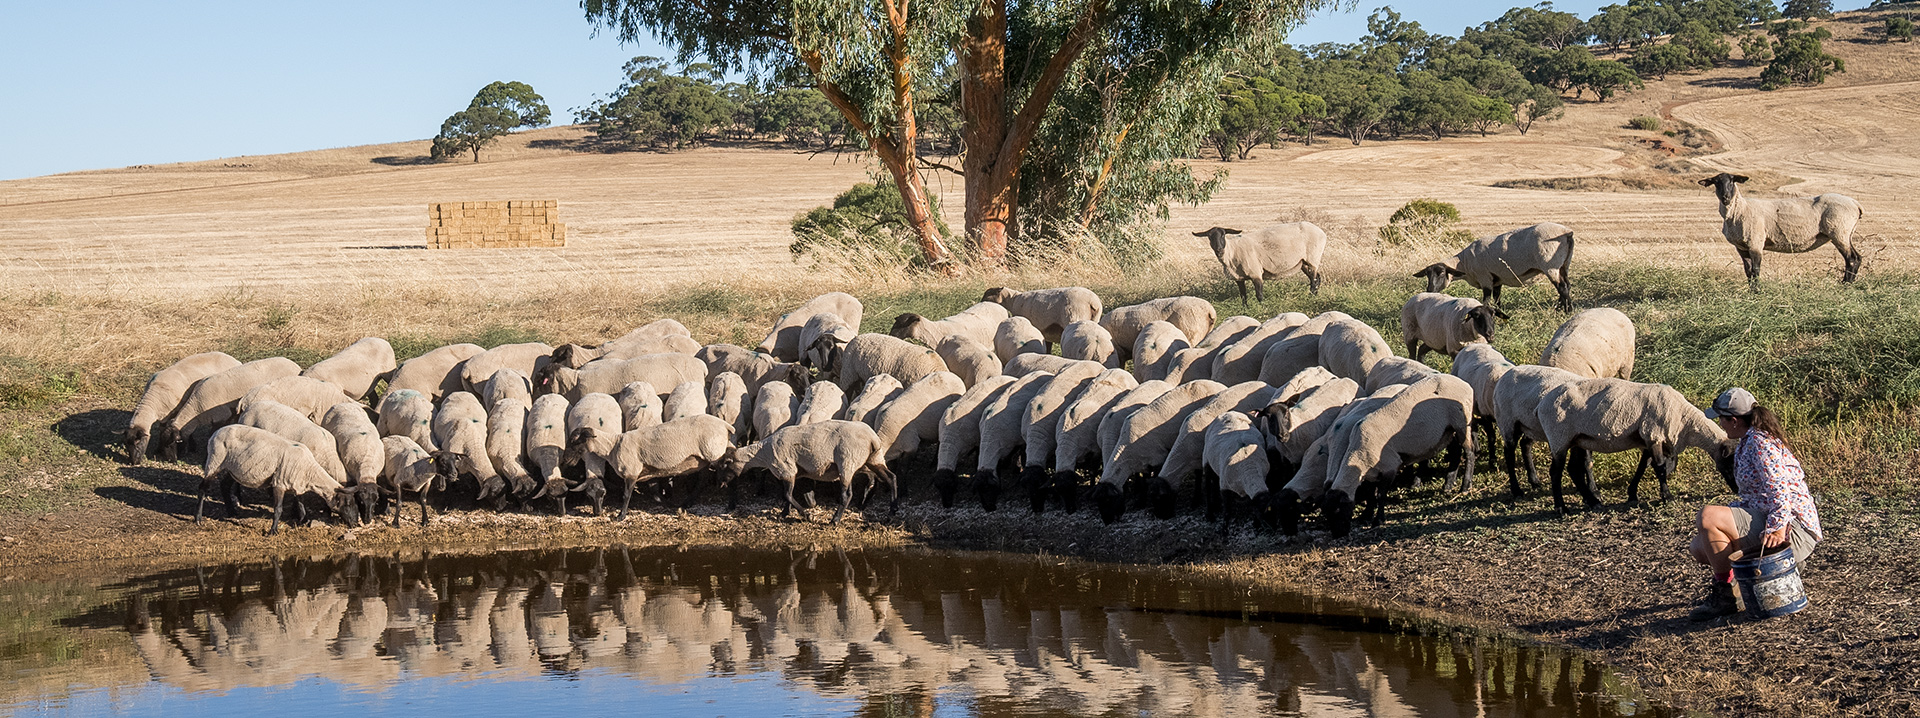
[426,201,566,248]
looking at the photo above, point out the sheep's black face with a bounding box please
[1094,483,1125,524]
[124,426,148,466]
[1323,493,1357,538]
[888,313,923,339]
[981,288,1012,304]
[1054,469,1084,513]
[1145,478,1178,520]
[1468,306,1497,342]
[1417,264,1459,293]
[974,471,1002,512]
[1019,466,1050,513]
[1249,491,1277,530]
[931,468,960,508]
[1274,488,1302,535]
[1698,172,1750,205]
[330,491,362,527]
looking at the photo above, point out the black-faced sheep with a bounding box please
[841,374,903,424]
[1210,312,1309,385]
[1322,374,1475,537]
[386,343,484,400]
[525,394,571,512]
[1417,222,1575,312]
[1096,380,1228,523]
[322,401,386,522]
[1100,297,1218,364]
[752,381,800,441]
[1059,320,1117,366]
[379,435,442,527]
[302,337,396,401]
[1252,376,1360,484]
[433,392,504,503]
[1449,343,1512,468]
[693,344,810,398]
[868,371,966,461]
[760,292,864,362]
[536,352,709,402]
[1155,382,1280,513]
[971,370,1059,511]
[1271,385,1408,535]
[1048,369,1141,511]
[376,388,438,451]
[236,376,356,426]
[485,397,536,504]
[1202,412,1276,531]
[1362,356,1438,395]
[1004,352,1083,377]
[1256,311,1353,387]
[832,333,948,393]
[125,351,240,465]
[1167,315,1262,384]
[1490,364,1584,499]
[1317,317,1393,382]
[482,368,534,409]
[238,400,352,492]
[931,374,1019,507]
[981,286,1104,350]
[552,319,694,368]
[716,420,896,522]
[602,414,733,520]
[799,312,859,372]
[1700,172,1863,283]
[706,372,750,441]
[890,302,1009,351]
[156,357,302,461]
[1193,222,1328,302]
[616,381,662,430]
[1130,321,1191,383]
[993,316,1048,363]
[460,343,554,395]
[1539,308,1635,380]
[1094,380,1176,476]
[1536,378,1736,514]
[663,380,708,422]
[198,424,358,534]
[932,334,1001,389]
[563,392,622,515]
[795,381,846,425]
[1016,361,1107,512]
[1400,292,1500,360]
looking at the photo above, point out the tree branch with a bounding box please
[919,157,964,175]
[993,0,1109,186]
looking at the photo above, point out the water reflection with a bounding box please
[63,548,1680,717]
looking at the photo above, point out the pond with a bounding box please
[0,547,1688,717]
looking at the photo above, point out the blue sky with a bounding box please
[1,1,1630,180]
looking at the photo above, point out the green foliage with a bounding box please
[1782,0,1834,19]
[1209,75,1326,159]
[1631,42,1694,79]
[1575,56,1645,99]
[1740,31,1776,62]
[790,179,954,272]
[1513,84,1565,134]
[758,88,850,149]
[1629,115,1663,130]
[1378,198,1471,246]
[1760,24,1844,89]
[430,81,550,163]
[1304,60,1405,145]
[1888,16,1916,42]
[577,57,737,149]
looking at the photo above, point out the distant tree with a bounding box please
[577,57,737,149]
[1576,57,1644,99]
[760,88,848,149]
[1740,31,1776,63]
[1761,24,1845,89]
[1209,75,1325,159]
[1512,84,1565,135]
[1674,21,1733,66]
[1480,3,1590,50]
[1632,43,1693,79]
[1466,93,1516,135]
[430,81,551,162]
[1888,16,1916,42]
[1307,61,1404,145]
[1392,71,1478,139]
[1782,0,1833,19]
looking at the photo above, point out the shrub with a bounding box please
[789,179,956,275]
[1739,32,1775,64]
[1760,26,1845,90]
[1629,115,1663,131]
[1378,198,1473,247]
[1782,0,1834,20]
[1889,16,1916,43]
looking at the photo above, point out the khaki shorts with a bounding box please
[1729,506,1818,563]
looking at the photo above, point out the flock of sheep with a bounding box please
[121,174,1863,536]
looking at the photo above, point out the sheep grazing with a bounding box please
[981,286,1104,350]
[932,334,1001,389]
[524,394,571,510]
[1096,380,1228,523]
[236,375,356,425]
[155,357,301,461]
[1058,320,1117,366]
[706,372,751,441]
[1004,352,1083,377]
[1317,317,1393,382]
[760,292,864,362]
[1016,361,1107,512]
[1131,321,1191,383]
[1417,222,1576,312]
[1193,222,1328,302]
[1155,382,1280,513]
[482,368,534,409]
[868,371,966,461]
[1095,380,1176,476]
[1253,376,1361,482]
[616,381,663,430]
[198,424,357,534]
[752,381,800,441]
[993,316,1048,363]
[1210,312,1309,385]
[1363,356,1438,395]
[1100,297,1217,365]
[890,302,1009,351]
[832,333,947,393]
[379,435,442,527]
[552,318,694,368]
[932,375,1019,507]
[1400,293,1500,360]
[971,370,1059,511]
[125,351,240,465]
[301,337,396,401]
[1537,378,1736,514]
[238,400,352,493]
[663,380,708,422]
[694,344,809,398]
[604,414,733,520]
[321,401,386,521]
[433,392,504,503]
[799,312,859,372]
[841,374,904,425]
[1329,375,1476,536]
[386,343,484,400]
[563,393,623,515]
[1490,364,1584,498]
[1271,385,1408,535]
[376,388,438,451]
[537,352,709,402]
[1049,369,1141,511]
[485,397,537,503]
[1449,344,1513,465]
[1256,311,1353,387]
[1539,308,1635,380]
[1202,412,1276,531]
[1167,315,1262,384]
[795,381,846,425]
[460,342,554,395]
[1700,172,1863,283]
[716,420,897,522]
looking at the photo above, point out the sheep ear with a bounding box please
[1493,307,1511,320]
[1697,177,1717,186]
[1731,174,1749,183]
[1191,230,1209,237]
[1222,228,1242,235]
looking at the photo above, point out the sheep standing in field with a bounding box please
[971,371,1058,511]
[868,371,966,461]
[460,343,554,395]
[536,352,708,402]
[993,316,1048,363]
[1167,316,1262,384]
[1256,311,1353,387]
[1322,375,1476,537]
[156,357,302,461]
[981,286,1104,350]
[716,420,896,522]
[1401,293,1500,360]
[932,375,1020,507]
[1318,317,1394,382]
[552,319,693,367]
[1700,172,1863,283]
[1059,320,1117,366]
[760,292,864,362]
[524,394,571,512]
[1049,369,1141,511]
[603,414,734,520]
[482,368,534,408]
[433,392,504,503]
[237,376,356,425]
[125,351,240,464]
[799,312,859,373]
[198,424,358,534]
[706,372,750,441]
[564,393,623,515]
[1363,356,1438,394]
[485,398,537,502]
[841,374,903,424]
[1131,321,1191,383]
[1004,353,1082,377]
[831,333,946,393]
[386,343,484,400]
[1450,344,1512,465]
[376,388,438,451]
[380,435,442,527]
[795,381,846,425]
[1271,385,1409,535]
[1202,412,1276,531]
[1539,308,1635,380]
[1417,222,1576,312]
[616,381,663,430]
[1155,382,1280,511]
[1252,376,1361,482]
[694,344,810,398]
[753,382,800,441]
[1095,381,1176,475]
[1016,361,1107,511]
[302,337,396,401]
[1537,378,1736,514]
[1100,297,1217,366]
[890,302,1009,351]
[1193,223,1328,302]
[321,401,386,521]
[931,334,1001,389]
[239,401,352,493]
[1491,364,1585,498]
[1210,312,1309,385]
[663,380,708,422]
[1096,380,1229,523]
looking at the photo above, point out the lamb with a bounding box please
[799,312,859,372]
[1048,369,1141,511]
[1193,223,1328,302]
[615,381,663,430]
[759,292,864,362]
[198,424,359,534]
[981,286,1104,349]
[485,397,537,503]
[1004,352,1083,377]
[460,343,554,394]
[831,333,947,393]
[969,370,1059,511]
[537,353,709,402]
[552,319,694,367]
[375,388,438,451]
[524,394,571,510]
[867,371,967,461]
[840,374,903,425]
[379,435,442,527]
[993,316,1048,363]
[706,372,750,441]
[433,392,504,503]
[1210,312,1309,385]
[717,420,897,522]
[563,393,623,515]
[931,375,1020,507]
[1699,172,1863,283]
[1321,374,1476,537]
[1130,321,1191,382]
[1539,308,1635,380]
[321,401,386,520]
[1317,317,1394,382]
[155,357,301,461]
[482,368,533,408]
[1490,364,1584,499]
[1100,297,1218,364]
[794,381,846,425]
[752,382,800,441]
[663,380,708,422]
[1363,356,1438,395]
[124,351,239,464]
[1058,320,1117,366]
[600,414,734,520]
[301,337,396,400]
[1400,292,1499,360]
[890,302,1009,351]
[1417,221,1576,312]
[1095,380,1229,523]
[1202,412,1276,531]
[1449,343,1513,466]
[1154,382,1280,512]
[1252,376,1361,480]
[1165,316,1261,384]
[236,375,356,425]
[1271,385,1409,535]
[1256,311,1354,387]
[1537,378,1736,514]
[238,400,351,490]
[693,344,809,398]
[1015,361,1108,511]
[932,334,1001,389]
[385,343,484,400]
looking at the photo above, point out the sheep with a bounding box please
[1210,312,1309,385]
[552,319,694,367]
[795,381,846,425]
[1321,375,1476,537]
[1095,380,1229,523]
[379,435,442,527]
[524,394,571,511]
[1699,172,1863,283]
[693,344,809,398]
[155,357,301,461]
[663,380,708,422]
[236,375,356,425]
[931,334,1001,389]
[1252,376,1361,481]
[238,400,351,491]
[1256,311,1354,387]
[1131,321,1191,383]
[868,371,967,461]
[1490,364,1585,499]
[799,312,859,372]
[197,424,358,534]
[969,370,1059,511]
[993,316,1048,363]
[482,368,533,409]
[1449,343,1513,468]
[1400,292,1500,360]
[321,401,385,521]
[485,397,537,503]
[124,351,239,465]
[1537,378,1737,514]
[1202,412,1276,531]
[831,333,947,393]
[716,420,897,522]
[760,292,864,362]
[1192,222,1328,302]
[1057,320,1117,366]
[1272,365,1339,403]
[614,381,663,431]
[563,393,623,515]
[1317,317,1394,382]
[1363,356,1438,395]
[981,286,1104,349]
[600,414,734,520]
[385,343,484,400]
[1048,369,1141,511]
[931,375,1020,507]
[432,392,503,503]
[841,374,903,425]
[301,337,396,400]
[1539,308,1635,380]
[752,382,800,441]
[376,388,437,451]
[1417,221,1576,312]
[890,302,1009,351]
[1100,297,1218,364]
[1271,385,1409,535]
[1015,361,1108,511]
[460,343,554,395]
[1004,352,1083,377]
[1165,316,1262,384]
[1094,381,1176,476]
[706,372,750,441]
[536,353,709,402]
[1154,381,1280,507]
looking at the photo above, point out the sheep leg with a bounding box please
[831,477,852,525]
[1625,451,1651,505]
[618,478,636,522]
[781,478,802,520]
[268,487,286,536]
[391,487,404,528]
[1573,448,1602,508]
[1478,417,1500,473]
[1552,274,1572,312]
[1840,242,1862,282]
[1521,438,1541,489]
[1656,455,1676,502]
[1235,279,1250,305]
[1252,277,1267,303]
[1504,434,1523,499]
[1302,264,1322,295]
[419,487,432,526]
[1739,248,1761,286]
[1548,449,1569,515]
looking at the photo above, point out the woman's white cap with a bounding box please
[1706,387,1755,419]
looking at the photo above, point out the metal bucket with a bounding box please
[1733,547,1809,618]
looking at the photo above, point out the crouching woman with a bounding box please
[1689,388,1823,621]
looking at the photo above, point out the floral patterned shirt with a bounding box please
[1730,429,1823,541]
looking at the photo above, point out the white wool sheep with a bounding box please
[1449,343,1513,466]
[760,292,864,362]
[1015,361,1108,510]
[970,370,1059,511]
[663,380,708,422]
[1254,376,1361,475]
[1193,222,1328,302]
[1096,380,1228,523]
[485,397,536,502]
[1210,312,1309,385]
[376,388,438,451]
[1100,297,1218,364]
[1490,364,1584,498]
[718,420,896,521]
[1130,321,1191,383]
[752,381,800,441]
[832,333,947,393]
[1155,382,1280,504]
[706,372,751,441]
[125,351,239,465]
[198,424,354,534]
[1255,311,1354,387]
[799,312,859,372]
[563,392,623,515]
[981,286,1105,349]
[795,381,846,425]
[931,374,1020,507]
[1272,385,1409,535]
[1048,369,1141,511]
[1004,352,1082,377]
[433,392,504,502]
[694,344,810,398]
[932,334,1002,389]
[239,400,351,490]
[379,434,441,526]
[1202,412,1275,529]
[841,374,903,424]
[321,402,385,495]
[1539,308,1635,380]
[539,352,709,402]
[868,371,966,461]
[236,375,355,425]
[1400,292,1499,360]
[524,394,571,510]
[993,316,1048,363]
[615,381,663,430]
[1057,320,1116,367]
[1700,172,1863,283]
[1536,378,1736,514]
[1095,380,1176,474]
[1317,317,1394,382]
[1320,375,1476,537]
[482,368,534,409]
[157,357,302,461]
[554,334,700,369]
[603,414,734,520]
[1165,316,1262,384]
[460,343,554,395]
[386,343,484,400]
[301,337,396,400]
[1418,221,1576,312]
[889,301,1009,351]
[1363,356,1438,395]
